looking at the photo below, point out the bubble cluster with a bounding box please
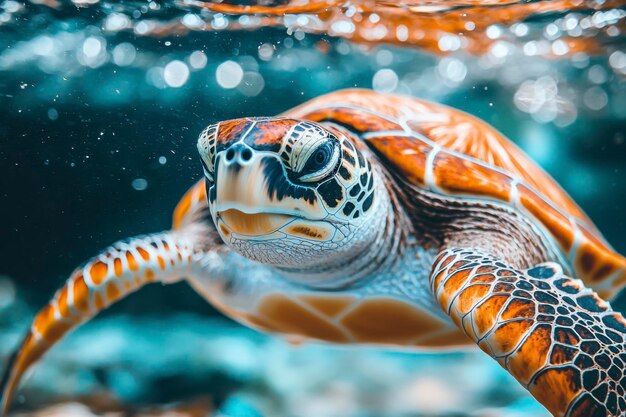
[0,1,622,126]
[514,77,577,125]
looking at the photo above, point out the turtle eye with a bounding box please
[298,141,339,183]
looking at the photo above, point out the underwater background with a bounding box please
[1,1,625,416]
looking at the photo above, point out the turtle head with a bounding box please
[197,117,389,280]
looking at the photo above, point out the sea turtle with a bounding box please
[2,89,626,416]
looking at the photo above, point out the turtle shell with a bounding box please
[286,89,626,300]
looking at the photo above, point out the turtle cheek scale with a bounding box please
[197,123,218,174]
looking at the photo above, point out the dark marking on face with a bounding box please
[349,184,361,197]
[342,202,355,216]
[359,173,368,186]
[356,149,365,167]
[206,154,221,204]
[291,123,306,135]
[262,156,317,204]
[344,150,356,166]
[317,178,344,208]
[362,192,374,212]
[291,226,324,239]
[339,165,352,181]
[207,179,216,204]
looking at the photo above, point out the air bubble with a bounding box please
[132,178,148,191]
[163,60,189,88]
[216,60,244,89]
[372,69,398,92]
[48,108,58,120]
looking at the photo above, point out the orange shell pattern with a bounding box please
[197,0,621,57]
[286,89,626,300]
[431,247,626,417]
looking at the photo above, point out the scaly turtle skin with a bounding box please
[2,89,626,416]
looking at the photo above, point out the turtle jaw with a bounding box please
[213,205,340,269]
[214,207,336,242]
[211,152,328,242]
[216,208,294,238]
[210,152,335,243]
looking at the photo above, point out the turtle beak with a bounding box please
[211,149,326,238]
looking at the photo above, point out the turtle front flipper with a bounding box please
[0,181,220,416]
[431,247,626,417]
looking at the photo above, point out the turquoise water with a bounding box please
[0,1,625,415]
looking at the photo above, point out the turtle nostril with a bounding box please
[225,149,236,162]
[241,148,253,161]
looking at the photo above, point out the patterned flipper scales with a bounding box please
[0,182,211,416]
[431,248,626,416]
